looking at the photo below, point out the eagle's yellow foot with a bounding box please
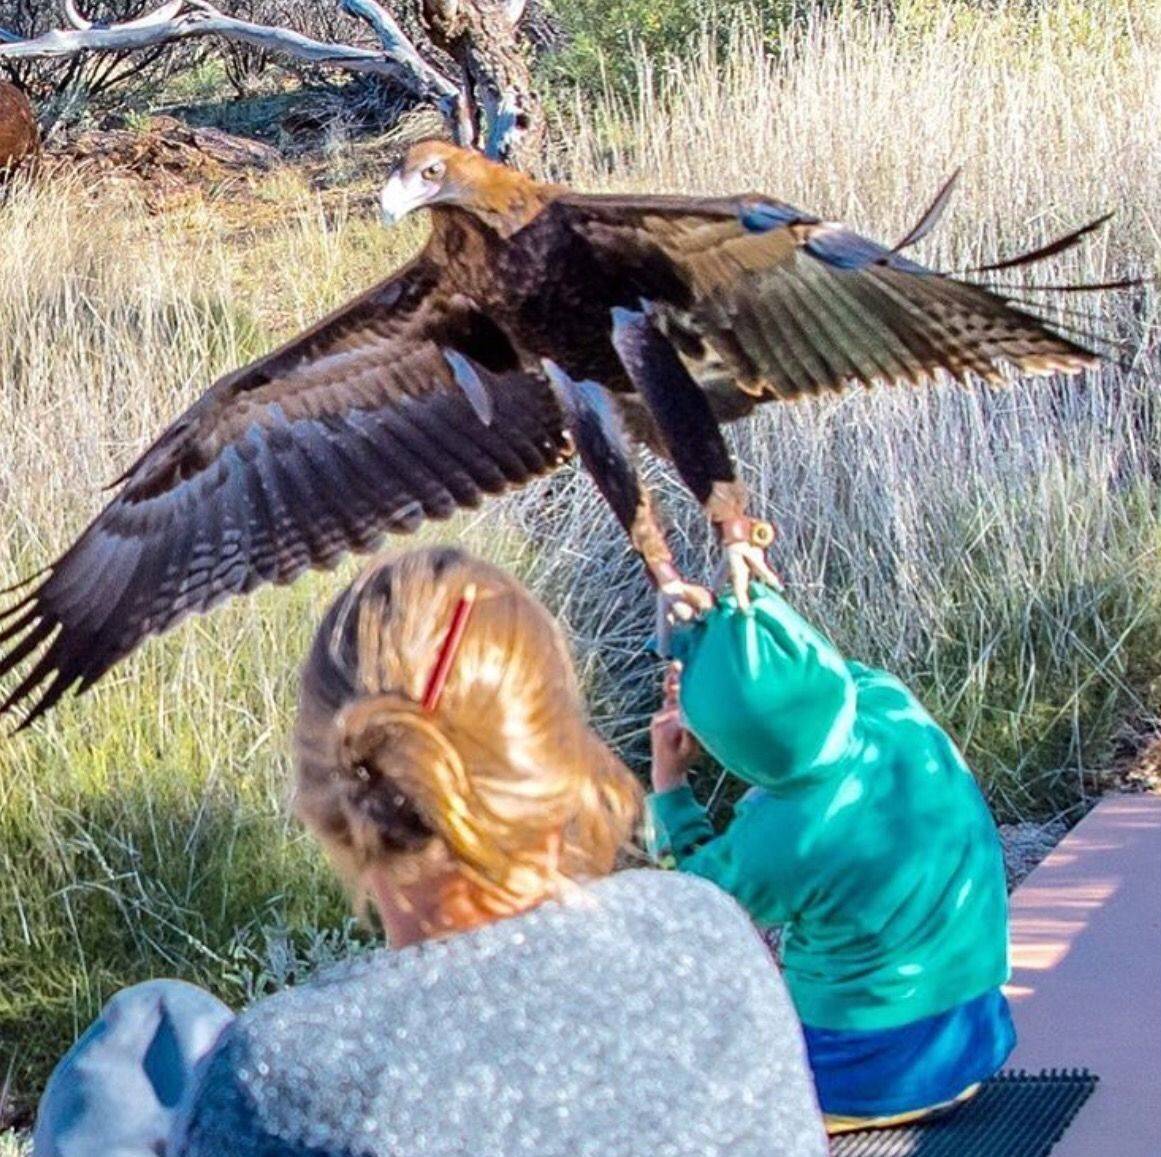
[715,518,781,608]
[651,561,713,655]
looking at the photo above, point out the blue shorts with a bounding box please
[803,987,1017,1117]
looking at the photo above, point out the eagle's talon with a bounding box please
[712,516,781,607]
[658,578,714,620]
[718,540,782,609]
[654,576,714,655]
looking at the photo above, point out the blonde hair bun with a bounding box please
[294,546,643,908]
[336,695,440,855]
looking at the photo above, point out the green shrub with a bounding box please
[540,0,806,94]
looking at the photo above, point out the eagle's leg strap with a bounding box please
[706,481,781,601]
[705,481,776,547]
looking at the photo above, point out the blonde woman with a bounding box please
[35,547,826,1157]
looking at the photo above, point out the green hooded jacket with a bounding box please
[647,586,1010,1033]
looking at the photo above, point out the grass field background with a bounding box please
[1,0,1158,1125]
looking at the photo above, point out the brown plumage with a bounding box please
[1,140,1107,724]
[0,81,37,178]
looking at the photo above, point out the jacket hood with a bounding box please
[671,586,857,794]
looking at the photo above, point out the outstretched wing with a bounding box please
[0,257,570,725]
[550,189,1101,416]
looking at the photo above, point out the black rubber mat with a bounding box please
[829,1069,1098,1157]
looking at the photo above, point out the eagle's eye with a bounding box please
[421,161,446,182]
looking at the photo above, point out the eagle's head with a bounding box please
[379,140,546,236]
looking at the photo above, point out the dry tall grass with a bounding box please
[556,0,1161,813]
[1,0,1158,1123]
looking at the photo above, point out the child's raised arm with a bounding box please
[647,585,864,927]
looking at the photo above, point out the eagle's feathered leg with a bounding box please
[609,307,779,607]
[541,361,712,650]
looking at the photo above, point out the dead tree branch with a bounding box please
[0,1,539,159]
[339,0,470,138]
[0,1,460,108]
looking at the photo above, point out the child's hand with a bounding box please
[650,663,701,792]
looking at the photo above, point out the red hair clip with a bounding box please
[421,583,479,712]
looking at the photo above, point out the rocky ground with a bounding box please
[998,820,1070,889]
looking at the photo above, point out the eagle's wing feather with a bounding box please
[0,257,570,724]
[0,179,1111,725]
[552,192,1099,418]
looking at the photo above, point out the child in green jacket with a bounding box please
[648,583,1016,1133]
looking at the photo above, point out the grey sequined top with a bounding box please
[174,870,827,1156]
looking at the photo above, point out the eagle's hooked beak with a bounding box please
[380,169,437,226]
